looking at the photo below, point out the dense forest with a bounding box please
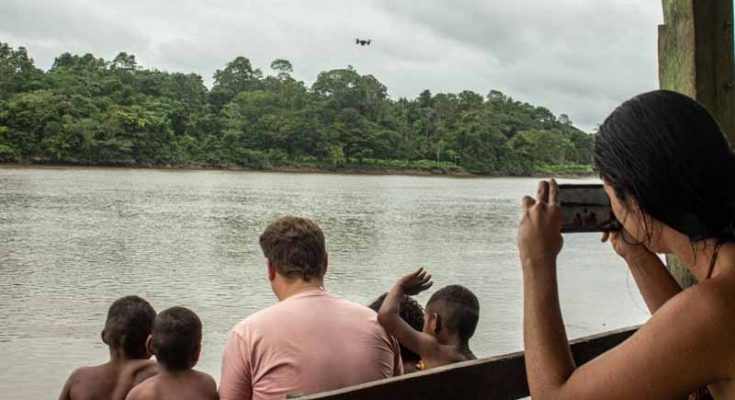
[0,43,593,175]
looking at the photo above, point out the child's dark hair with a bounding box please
[103,295,156,359]
[427,285,479,343]
[368,293,424,362]
[150,306,202,370]
[593,90,735,244]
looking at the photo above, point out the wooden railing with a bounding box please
[299,325,639,400]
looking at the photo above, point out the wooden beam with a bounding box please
[299,326,639,400]
[659,0,735,141]
[658,0,735,287]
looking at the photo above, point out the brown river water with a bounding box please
[0,167,649,399]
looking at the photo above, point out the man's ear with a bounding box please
[101,329,108,345]
[266,258,276,281]
[145,335,154,358]
[323,252,329,276]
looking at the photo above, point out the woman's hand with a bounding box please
[602,229,652,262]
[397,268,433,296]
[518,179,564,269]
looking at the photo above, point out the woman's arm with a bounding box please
[603,230,682,313]
[519,180,729,400]
[518,180,574,395]
[622,248,682,313]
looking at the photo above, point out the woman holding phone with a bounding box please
[517,90,735,399]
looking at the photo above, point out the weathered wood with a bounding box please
[693,0,735,143]
[658,0,735,287]
[300,326,639,400]
[659,0,735,140]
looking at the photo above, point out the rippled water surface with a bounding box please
[0,167,649,399]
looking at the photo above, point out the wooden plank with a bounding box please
[659,0,735,142]
[693,0,735,143]
[658,0,735,287]
[299,326,639,400]
[658,0,697,97]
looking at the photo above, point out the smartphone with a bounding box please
[558,184,621,233]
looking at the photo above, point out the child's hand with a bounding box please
[398,268,433,295]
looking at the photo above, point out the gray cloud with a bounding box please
[0,0,663,131]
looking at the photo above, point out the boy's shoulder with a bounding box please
[191,370,218,400]
[126,369,217,400]
[124,359,157,385]
[124,374,158,400]
[192,369,218,392]
[66,362,111,386]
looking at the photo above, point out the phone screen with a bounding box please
[558,184,621,233]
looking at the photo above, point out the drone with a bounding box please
[355,38,372,46]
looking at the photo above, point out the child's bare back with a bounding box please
[125,369,217,400]
[125,306,218,400]
[59,360,157,400]
[58,295,158,400]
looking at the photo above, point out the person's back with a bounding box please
[126,370,216,400]
[61,360,156,400]
[220,216,401,400]
[126,307,217,400]
[58,296,157,400]
[225,289,399,398]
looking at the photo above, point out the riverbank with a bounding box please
[0,160,594,178]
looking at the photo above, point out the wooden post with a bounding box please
[658,0,735,287]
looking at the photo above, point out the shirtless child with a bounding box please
[58,295,157,400]
[378,268,479,370]
[125,306,218,400]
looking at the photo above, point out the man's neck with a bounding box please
[275,278,325,301]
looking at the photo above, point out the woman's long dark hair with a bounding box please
[593,90,735,244]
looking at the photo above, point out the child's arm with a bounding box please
[378,268,437,357]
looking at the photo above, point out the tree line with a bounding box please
[0,43,593,175]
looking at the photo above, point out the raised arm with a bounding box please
[377,268,437,357]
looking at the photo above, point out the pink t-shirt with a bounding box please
[220,290,402,400]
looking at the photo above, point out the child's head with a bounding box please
[149,306,202,370]
[424,285,479,345]
[368,293,424,363]
[102,295,156,359]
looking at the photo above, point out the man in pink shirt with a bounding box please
[220,216,402,400]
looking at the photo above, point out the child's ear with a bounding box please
[192,342,201,365]
[432,313,443,335]
[266,258,276,281]
[426,312,441,335]
[145,335,154,358]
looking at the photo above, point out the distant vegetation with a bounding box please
[0,43,593,175]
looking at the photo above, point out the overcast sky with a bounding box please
[0,0,663,131]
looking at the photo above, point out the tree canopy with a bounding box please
[0,43,593,175]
